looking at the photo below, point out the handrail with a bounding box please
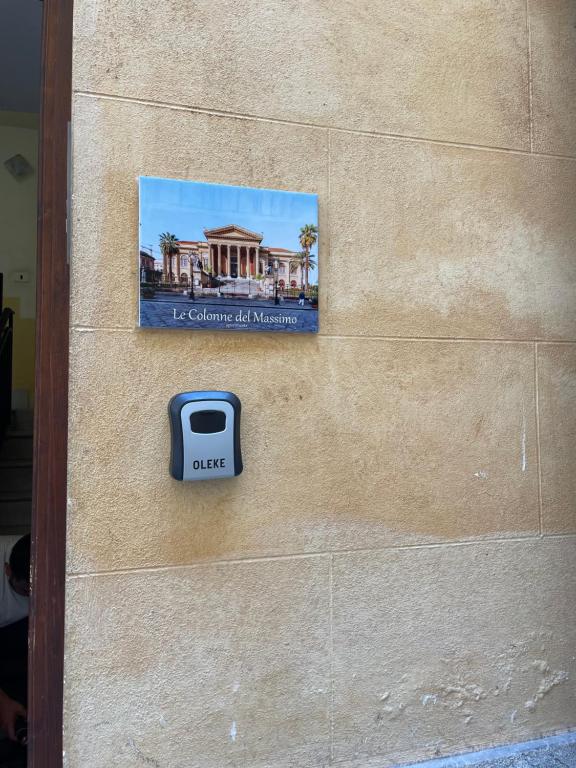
[0,306,14,442]
[0,306,14,333]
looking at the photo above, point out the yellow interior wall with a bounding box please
[0,111,38,408]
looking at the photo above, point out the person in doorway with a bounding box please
[298,291,305,306]
[0,534,30,743]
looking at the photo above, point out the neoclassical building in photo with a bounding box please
[157,224,307,290]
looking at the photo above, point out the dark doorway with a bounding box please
[0,1,43,766]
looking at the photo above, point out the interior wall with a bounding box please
[0,111,37,407]
[65,2,576,767]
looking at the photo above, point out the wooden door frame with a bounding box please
[29,1,73,766]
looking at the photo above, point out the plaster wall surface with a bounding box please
[65,2,576,767]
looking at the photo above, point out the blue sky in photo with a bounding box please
[139,177,319,280]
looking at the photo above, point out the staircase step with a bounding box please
[0,524,30,537]
[9,410,34,433]
[5,428,33,439]
[0,462,33,494]
[0,491,32,502]
[0,435,33,461]
[0,496,32,528]
[0,458,31,468]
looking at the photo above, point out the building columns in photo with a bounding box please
[204,240,268,279]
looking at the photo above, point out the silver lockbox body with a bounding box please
[169,392,243,481]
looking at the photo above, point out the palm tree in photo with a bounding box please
[290,251,307,290]
[159,232,180,285]
[299,223,318,293]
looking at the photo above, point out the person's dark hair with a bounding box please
[9,534,31,584]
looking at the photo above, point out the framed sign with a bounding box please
[139,178,319,333]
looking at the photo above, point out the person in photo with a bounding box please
[0,534,30,746]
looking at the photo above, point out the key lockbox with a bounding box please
[169,391,243,481]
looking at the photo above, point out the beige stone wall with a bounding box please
[65,2,576,766]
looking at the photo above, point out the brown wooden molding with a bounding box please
[29,0,73,766]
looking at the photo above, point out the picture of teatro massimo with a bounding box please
[144,224,306,296]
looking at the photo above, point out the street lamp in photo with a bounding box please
[189,256,201,301]
[188,274,195,301]
[273,258,280,305]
